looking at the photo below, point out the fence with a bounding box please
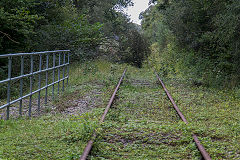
[0,50,70,120]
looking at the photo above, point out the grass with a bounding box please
[0,60,239,159]
[89,66,200,159]
[164,77,240,159]
[0,60,127,159]
[0,112,100,159]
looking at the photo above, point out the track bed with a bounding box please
[88,68,202,159]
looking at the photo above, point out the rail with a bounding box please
[80,68,127,160]
[79,70,211,159]
[155,73,211,160]
[0,50,70,119]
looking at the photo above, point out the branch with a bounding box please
[0,31,20,44]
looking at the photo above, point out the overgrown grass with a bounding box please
[0,60,239,159]
[0,112,100,159]
[89,65,239,159]
[0,60,127,159]
[164,77,240,159]
[90,66,201,159]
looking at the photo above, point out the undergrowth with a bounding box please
[0,60,239,159]
[0,60,127,159]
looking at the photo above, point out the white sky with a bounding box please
[124,0,150,24]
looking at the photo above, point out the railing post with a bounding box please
[28,55,34,117]
[19,56,24,116]
[0,50,70,119]
[62,53,66,92]
[6,56,12,120]
[52,53,55,101]
[37,54,42,112]
[67,52,70,87]
[58,53,61,95]
[45,54,49,104]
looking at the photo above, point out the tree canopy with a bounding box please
[142,0,240,87]
[0,0,150,80]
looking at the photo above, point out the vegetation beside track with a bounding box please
[0,61,126,159]
[0,60,239,159]
[164,76,240,159]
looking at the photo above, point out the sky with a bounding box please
[124,0,150,25]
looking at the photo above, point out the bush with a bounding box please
[119,29,150,68]
[142,0,240,87]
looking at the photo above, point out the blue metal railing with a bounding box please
[0,50,70,119]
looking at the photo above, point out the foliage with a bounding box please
[0,0,152,70]
[142,0,240,87]
[1,0,151,97]
[0,0,41,53]
[0,0,134,56]
[119,28,151,68]
[32,14,103,59]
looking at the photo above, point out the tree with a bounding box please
[142,0,240,86]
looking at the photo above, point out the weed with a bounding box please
[0,60,239,159]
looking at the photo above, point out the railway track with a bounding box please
[80,69,211,160]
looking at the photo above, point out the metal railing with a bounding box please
[0,50,70,119]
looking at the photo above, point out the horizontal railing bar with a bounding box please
[0,50,70,58]
[0,76,69,110]
[0,63,69,84]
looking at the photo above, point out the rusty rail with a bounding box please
[80,68,127,160]
[155,73,211,160]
